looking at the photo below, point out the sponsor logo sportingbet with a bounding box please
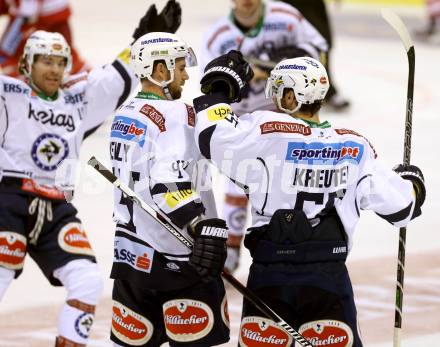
[111,116,147,146]
[111,120,145,136]
[286,141,363,165]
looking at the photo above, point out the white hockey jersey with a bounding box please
[0,58,137,187]
[199,0,328,115]
[194,102,418,251]
[110,92,216,257]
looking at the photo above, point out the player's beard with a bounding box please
[169,84,182,100]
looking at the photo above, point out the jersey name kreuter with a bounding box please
[0,61,136,186]
[110,93,212,257]
[195,103,417,251]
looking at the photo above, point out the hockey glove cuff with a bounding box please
[200,50,254,103]
[393,164,426,209]
[189,218,228,282]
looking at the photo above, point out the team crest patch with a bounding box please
[112,301,153,346]
[31,133,69,171]
[163,299,214,342]
[75,312,94,339]
[299,319,354,347]
[57,223,94,256]
[239,316,292,346]
[0,232,26,270]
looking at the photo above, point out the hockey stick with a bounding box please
[381,9,415,347]
[87,156,313,347]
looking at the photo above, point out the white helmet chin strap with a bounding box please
[146,70,175,100]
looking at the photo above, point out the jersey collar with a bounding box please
[231,4,265,38]
[136,91,165,100]
[30,83,59,101]
[301,119,332,129]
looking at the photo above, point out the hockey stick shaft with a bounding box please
[381,9,415,347]
[87,156,312,347]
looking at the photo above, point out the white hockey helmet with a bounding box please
[131,32,197,83]
[265,57,329,114]
[21,30,72,77]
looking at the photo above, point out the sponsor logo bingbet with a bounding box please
[111,116,147,146]
[112,301,153,345]
[299,319,354,347]
[239,316,292,346]
[286,141,363,165]
[163,299,214,342]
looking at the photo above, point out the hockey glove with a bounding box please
[200,50,254,103]
[250,46,312,73]
[132,0,181,42]
[393,164,426,209]
[189,218,228,282]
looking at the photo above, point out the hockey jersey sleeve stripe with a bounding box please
[198,125,216,160]
[356,174,371,188]
[270,7,303,21]
[1,96,9,147]
[376,202,413,224]
[166,201,205,229]
[83,124,100,140]
[207,25,231,50]
[112,60,132,109]
[150,182,192,195]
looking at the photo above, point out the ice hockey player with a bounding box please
[0,1,181,345]
[108,31,230,346]
[200,0,328,274]
[193,50,426,346]
[0,0,89,77]
[281,0,350,109]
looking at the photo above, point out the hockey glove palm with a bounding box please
[132,0,181,42]
[393,164,426,209]
[200,50,254,103]
[189,218,228,282]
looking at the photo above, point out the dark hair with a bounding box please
[140,60,167,83]
[299,101,323,114]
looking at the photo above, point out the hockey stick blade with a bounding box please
[88,156,313,347]
[381,9,413,52]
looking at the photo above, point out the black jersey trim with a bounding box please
[150,181,192,195]
[198,125,216,160]
[255,157,269,216]
[83,124,101,140]
[1,96,9,147]
[356,174,371,188]
[112,60,132,109]
[376,202,413,224]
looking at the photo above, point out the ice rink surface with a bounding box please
[0,1,439,346]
